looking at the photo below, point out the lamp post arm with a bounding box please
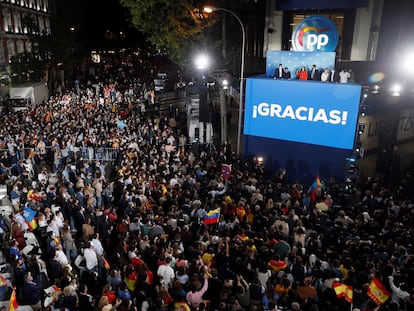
[206,7,246,155]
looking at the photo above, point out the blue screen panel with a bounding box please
[244,78,361,149]
[266,50,335,78]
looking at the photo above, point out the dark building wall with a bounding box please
[376,0,414,65]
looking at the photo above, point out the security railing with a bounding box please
[0,146,120,162]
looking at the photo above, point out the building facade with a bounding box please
[0,0,52,75]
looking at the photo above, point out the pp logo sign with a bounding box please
[292,16,338,52]
[306,34,329,50]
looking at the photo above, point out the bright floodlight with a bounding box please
[401,52,414,73]
[203,7,215,13]
[391,84,401,96]
[195,54,209,70]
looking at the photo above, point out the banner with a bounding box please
[221,164,232,179]
[244,78,361,149]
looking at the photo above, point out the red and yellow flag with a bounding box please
[8,287,18,311]
[103,257,110,270]
[268,259,287,272]
[333,282,353,303]
[368,278,391,305]
[51,285,62,303]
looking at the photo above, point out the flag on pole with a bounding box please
[8,287,18,311]
[309,173,322,202]
[23,206,38,231]
[268,259,287,272]
[204,208,220,225]
[103,257,110,270]
[367,278,391,305]
[221,164,232,179]
[333,282,353,303]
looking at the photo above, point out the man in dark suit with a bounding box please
[310,64,321,81]
[282,67,291,79]
[330,68,340,82]
[22,272,42,311]
[274,64,283,79]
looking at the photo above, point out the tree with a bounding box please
[120,0,212,67]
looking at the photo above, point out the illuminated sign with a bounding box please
[244,78,361,149]
[292,16,339,52]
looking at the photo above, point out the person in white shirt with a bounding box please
[339,69,350,83]
[91,233,104,257]
[320,68,330,82]
[15,211,29,232]
[83,241,98,273]
[55,244,69,267]
[157,257,175,287]
[48,216,60,238]
[388,275,411,308]
[55,211,65,232]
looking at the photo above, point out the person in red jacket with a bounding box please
[296,66,308,80]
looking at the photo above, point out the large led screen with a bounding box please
[244,78,361,149]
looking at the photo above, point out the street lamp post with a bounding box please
[204,6,246,155]
[194,54,210,145]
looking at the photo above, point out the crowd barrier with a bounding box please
[0,146,120,163]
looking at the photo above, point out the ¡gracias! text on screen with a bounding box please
[252,103,348,125]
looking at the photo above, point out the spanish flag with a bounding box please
[367,278,391,305]
[51,285,62,303]
[103,257,110,270]
[333,282,353,303]
[204,208,220,225]
[237,234,249,242]
[8,287,18,311]
[268,259,287,272]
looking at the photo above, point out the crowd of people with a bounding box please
[0,71,414,311]
[273,64,354,83]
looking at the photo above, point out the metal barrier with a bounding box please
[0,146,120,162]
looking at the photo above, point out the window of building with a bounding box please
[7,40,15,58]
[14,12,22,33]
[4,10,12,32]
[17,40,24,54]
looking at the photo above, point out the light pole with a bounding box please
[194,54,210,145]
[204,6,246,155]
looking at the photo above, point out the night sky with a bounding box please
[58,0,146,52]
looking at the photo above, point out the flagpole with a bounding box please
[350,303,353,311]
